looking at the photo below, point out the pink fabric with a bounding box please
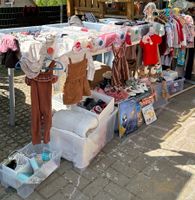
[184,15,194,25]
[0,35,18,53]
[96,32,117,48]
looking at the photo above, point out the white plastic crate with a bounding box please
[167,78,185,95]
[0,143,61,199]
[72,91,115,121]
[50,108,118,169]
[52,91,115,121]
[163,70,178,81]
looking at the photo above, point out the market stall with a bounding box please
[0,2,194,198]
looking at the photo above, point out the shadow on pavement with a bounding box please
[98,88,195,200]
[0,85,31,162]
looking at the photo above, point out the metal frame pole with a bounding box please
[8,68,15,126]
[60,3,63,23]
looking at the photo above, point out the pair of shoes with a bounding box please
[104,87,129,103]
[123,87,137,97]
[134,79,149,93]
[126,80,145,94]
[79,98,96,110]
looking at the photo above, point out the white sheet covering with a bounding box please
[52,110,99,138]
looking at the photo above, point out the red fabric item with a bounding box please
[140,34,162,66]
[174,18,184,44]
[125,33,132,46]
[47,47,54,55]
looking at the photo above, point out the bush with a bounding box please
[35,0,67,6]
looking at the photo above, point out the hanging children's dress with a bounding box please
[111,42,130,86]
[25,60,58,145]
[140,34,162,66]
[63,54,91,105]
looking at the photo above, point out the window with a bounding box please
[4,0,15,5]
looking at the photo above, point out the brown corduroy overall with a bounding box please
[25,61,57,145]
[63,54,91,105]
[111,42,130,86]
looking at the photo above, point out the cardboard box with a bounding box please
[89,63,111,89]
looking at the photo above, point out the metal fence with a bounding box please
[0,5,67,28]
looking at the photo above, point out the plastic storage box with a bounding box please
[72,91,115,121]
[152,82,168,109]
[166,78,185,95]
[50,108,118,169]
[0,143,61,199]
[163,70,178,81]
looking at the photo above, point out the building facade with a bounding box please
[0,0,35,7]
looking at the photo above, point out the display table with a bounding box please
[0,21,152,126]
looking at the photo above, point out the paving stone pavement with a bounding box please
[1,68,195,200]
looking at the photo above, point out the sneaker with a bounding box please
[139,82,148,92]
[135,84,145,93]
[123,87,137,97]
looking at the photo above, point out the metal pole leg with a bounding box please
[8,68,15,126]
[102,53,105,63]
[60,4,63,23]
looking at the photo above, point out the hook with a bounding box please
[15,61,21,70]
[43,57,64,71]
[53,60,64,70]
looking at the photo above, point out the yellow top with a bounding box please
[173,7,180,16]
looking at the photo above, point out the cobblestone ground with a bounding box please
[1,67,195,200]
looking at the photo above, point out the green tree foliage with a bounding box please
[36,0,67,6]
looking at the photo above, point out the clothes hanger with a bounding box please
[160,14,169,23]
[42,57,63,71]
[164,8,171,17]
[15,61,21,70]
[154,16,166,25]
[153,10,167,24]
[53,60,64,70]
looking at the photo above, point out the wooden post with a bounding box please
[67,0,74,17]
[127,0,134,19]
[99,2,104,18]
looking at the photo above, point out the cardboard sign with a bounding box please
[142,104,157,125]
[118,98,138,137]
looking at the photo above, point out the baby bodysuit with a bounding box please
[140,34,162,66]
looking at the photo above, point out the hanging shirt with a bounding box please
[165,23,174,48]
[184,15,195,48]
[0,34,20,68]
[19,39,46,78]
[140,34,162,66]
[57,50,95,81]
[174,18,184,45]
[172,19,179,47]
[177,48,186,66]
[0,35,19,53]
